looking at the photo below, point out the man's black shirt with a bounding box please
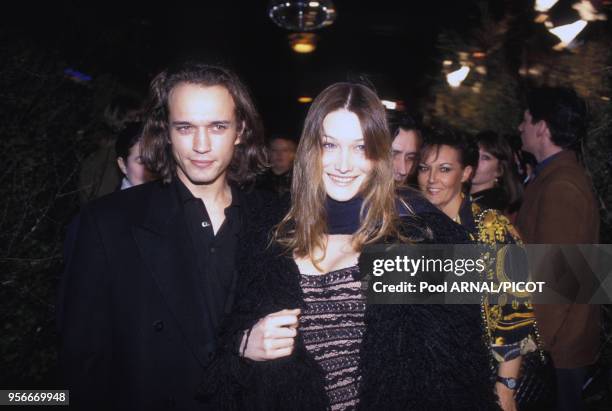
[174,178,241,330]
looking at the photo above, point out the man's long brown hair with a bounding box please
[141,62,266,186]
[275,83,400,264]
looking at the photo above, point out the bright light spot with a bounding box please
[535,0,558,12]
[548,19,588,48]
[601,96,610,101]
[309,1,320,6]
[381,100,397,110]
[443,60,453,67]
[528,67,542,76]
[475,65,487,75]
[290,32,317,53]
[573,0,607,22]
[292,42,316,53]
[446,66,470,88]
[298,96,313,103]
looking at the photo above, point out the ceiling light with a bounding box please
[446,66,470,88]
[268,0,336,31]
[548,19,588,49]
[381,100,397,110]
[289,32,317,53]
[535,0,559,13]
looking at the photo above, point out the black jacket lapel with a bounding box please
[132,182,214,368]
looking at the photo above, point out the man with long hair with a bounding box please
[59,62,267,410]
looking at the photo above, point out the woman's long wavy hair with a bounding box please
[141,61,267,186]
[274,83,400,263]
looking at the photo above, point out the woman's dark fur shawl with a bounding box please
[199,194,500,410]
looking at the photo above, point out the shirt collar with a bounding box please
[534,151,564,178]
[173,176,242,209]
[120,177,133,190]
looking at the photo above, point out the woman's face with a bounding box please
[417,145,472,214]
[472,146,500,187]
[321,109,373,201]
[117,141,150,186]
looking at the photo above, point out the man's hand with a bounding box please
[241,308,300,361]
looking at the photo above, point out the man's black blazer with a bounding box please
[58,180,263,410]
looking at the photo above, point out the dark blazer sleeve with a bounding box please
[58,206,112,410]
[198,196,328,410]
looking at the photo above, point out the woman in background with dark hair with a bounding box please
[470,131,522,214]
[200,84,497,410]
[114,122,157,189]
[417,128,537,411]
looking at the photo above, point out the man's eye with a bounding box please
[212,124,228,131]
[177,126,192,133]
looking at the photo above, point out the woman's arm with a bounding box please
[496,356,521,411]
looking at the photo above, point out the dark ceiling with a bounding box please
[10,0,527,136]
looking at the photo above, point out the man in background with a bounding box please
[388,111,422,186]
[256,135,297,197]
[516,86,600,411]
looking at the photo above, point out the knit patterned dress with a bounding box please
[299,265,366,411]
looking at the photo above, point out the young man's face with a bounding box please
[168,83,241,189]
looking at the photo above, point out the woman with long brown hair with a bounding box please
[200,83,497,410]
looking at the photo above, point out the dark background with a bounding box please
[1,1,611,409]
[4,0,522,137]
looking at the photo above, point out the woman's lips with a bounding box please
[426,187,442,195]
[327,173,358,186]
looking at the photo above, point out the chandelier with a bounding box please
[268,0,336,31]
[268,1,337,53]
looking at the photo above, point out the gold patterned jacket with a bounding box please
[458,197,537,363]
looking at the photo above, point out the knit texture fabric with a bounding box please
[199,192,500,410]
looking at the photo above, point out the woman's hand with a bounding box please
[496,356,521,411]
[495,383,518,411]
[241,308,301,361]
